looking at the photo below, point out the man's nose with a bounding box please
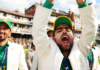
[63,29,67,34]
[0,28,4,33]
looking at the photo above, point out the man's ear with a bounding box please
[73,35,75,41]
[9,31,12,36]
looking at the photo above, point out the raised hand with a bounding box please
[49,0,55,4]
[76,0,85,4]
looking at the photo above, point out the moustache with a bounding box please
[0,32,3,34]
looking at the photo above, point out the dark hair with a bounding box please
[31,43,35,47]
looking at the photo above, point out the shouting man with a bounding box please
[32,0,100,70]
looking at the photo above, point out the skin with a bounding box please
[54,24,73,57]
[0,23,11,46]
[31,45,35,51]
[92,42,96,47]
[8,35,12,42]
[47,32,54,39]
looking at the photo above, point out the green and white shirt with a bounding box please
[0,41,9,70]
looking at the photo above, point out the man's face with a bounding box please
[48,32,53,39]
[54,24,73,51]
[0,23,11,41]
[8,35,12,42]
[32,46,35,50]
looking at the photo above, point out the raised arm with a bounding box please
[77,0,98,56]
[32,0,54,57]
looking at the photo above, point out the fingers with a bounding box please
[49,0,54,4]
[76,0,85,4]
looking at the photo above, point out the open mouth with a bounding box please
[62,36,69,44]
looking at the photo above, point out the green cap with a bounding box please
[0,20,12,30]
[54,16,73,31]
[47,29,53,34]
[94,40,96,43]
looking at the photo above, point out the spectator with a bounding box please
[26,43,35,70]
[31,0,100,70]
[47,29,54,39]
[8,35,12,42]
[0,20,28,70]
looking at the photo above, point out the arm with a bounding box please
[26,52,32,70]
[32,0,54,57]
[19,46,28,70]
[77,0,98,56]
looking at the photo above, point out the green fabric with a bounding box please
[0,41,9,70]
[43,0,88,9]
[54,16,73,31]
[78,0,88,8]
[60,56,72,70]
[87,47,95,63]
[47,30,53,34]
[0,20,12,30]
[42,0,54,9]
[87,47,95,70]
[94,40,96,43]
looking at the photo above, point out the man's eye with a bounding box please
[58,30,61,32]
[4,28,8,30]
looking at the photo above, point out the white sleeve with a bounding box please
[78,4,98,56]
[32,6,52,57]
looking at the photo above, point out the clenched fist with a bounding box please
[76,0,85,4]
[49,0,54,4]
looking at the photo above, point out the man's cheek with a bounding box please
[67,32,73,37]
[55,32,62,43]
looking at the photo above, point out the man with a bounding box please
[87,40,100,70]
[26,43,35,70]
[0,20,28,70]
[31,0,100,70]
[92,40,97,47]
[47,29,54,39]
[8,35,12,42]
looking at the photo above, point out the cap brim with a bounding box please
[54,16,73,31]
[0,21,11,30]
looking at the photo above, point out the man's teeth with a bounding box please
[63,36,68,39]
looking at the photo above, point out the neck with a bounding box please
[62,51,69,58]
[0,39,8,46]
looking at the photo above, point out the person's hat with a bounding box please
[47,29,53,34]
[0,20,12,30]
[54,16,73,31]
[94,40,96,43]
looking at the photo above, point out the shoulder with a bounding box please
[8,41,23,50]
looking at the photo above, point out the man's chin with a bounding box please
[62,48,71,51]
[0,39,6,41]
[60,46,70,51]
[61,45,71,51]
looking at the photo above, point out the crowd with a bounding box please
[0,0,100,70]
